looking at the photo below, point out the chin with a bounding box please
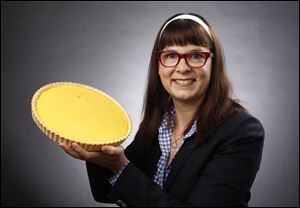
[173,94,197,102]
[171,89,203,102]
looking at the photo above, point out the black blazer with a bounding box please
[86,111,264,207]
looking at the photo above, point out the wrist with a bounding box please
[112,158,129,174]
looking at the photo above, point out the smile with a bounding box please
[172,79,196,87]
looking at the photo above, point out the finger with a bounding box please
[59,143,78,156]
[70,144,106,164]
[59,143,81,159]
[71,143,91,160]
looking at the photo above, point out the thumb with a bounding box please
[101,145,123,155]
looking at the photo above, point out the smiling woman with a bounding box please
[60,13,265,207]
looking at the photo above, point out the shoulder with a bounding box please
[215,111,265,145]
[222,111,264,133]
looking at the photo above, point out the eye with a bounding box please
[189,53,205,62]
[159,51,179,66]
[164,52,177,59]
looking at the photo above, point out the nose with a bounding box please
[175,56,191,73]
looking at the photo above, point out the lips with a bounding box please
[172,78,196,87]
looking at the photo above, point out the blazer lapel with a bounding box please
[163,137,194,191]
[144,137,161,179]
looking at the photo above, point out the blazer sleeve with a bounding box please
[85,161,113,203]
[104,113,265,207]
[85,137,139,204]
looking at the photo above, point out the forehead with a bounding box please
[162,44,209,52]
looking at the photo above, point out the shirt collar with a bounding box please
[158,105,197,139]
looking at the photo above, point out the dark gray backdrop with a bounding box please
[1,1,299,207]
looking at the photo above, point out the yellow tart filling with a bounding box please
[33,83,130,144]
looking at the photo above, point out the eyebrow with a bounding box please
[190,49,206,52]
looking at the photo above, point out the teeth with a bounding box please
[174,79,194,86]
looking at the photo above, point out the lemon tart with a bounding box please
[31,82,131,151]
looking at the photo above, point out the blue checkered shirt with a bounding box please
[153,106,197,189]
[109,106,197,188]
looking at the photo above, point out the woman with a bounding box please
[60,13,264,207]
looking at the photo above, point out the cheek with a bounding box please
[195,68,212,91]
[200,69,211,80]
[200,64,212,82]
[158,67,172,81]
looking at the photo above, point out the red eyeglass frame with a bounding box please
[156,51,213,68]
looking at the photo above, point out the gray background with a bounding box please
[1,1,299,207]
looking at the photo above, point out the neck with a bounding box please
[172,99,200,132]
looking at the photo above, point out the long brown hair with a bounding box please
[135,13,245,151]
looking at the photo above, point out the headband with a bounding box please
[158,14,212,41]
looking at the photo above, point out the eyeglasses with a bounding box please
[157,51,213,68]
